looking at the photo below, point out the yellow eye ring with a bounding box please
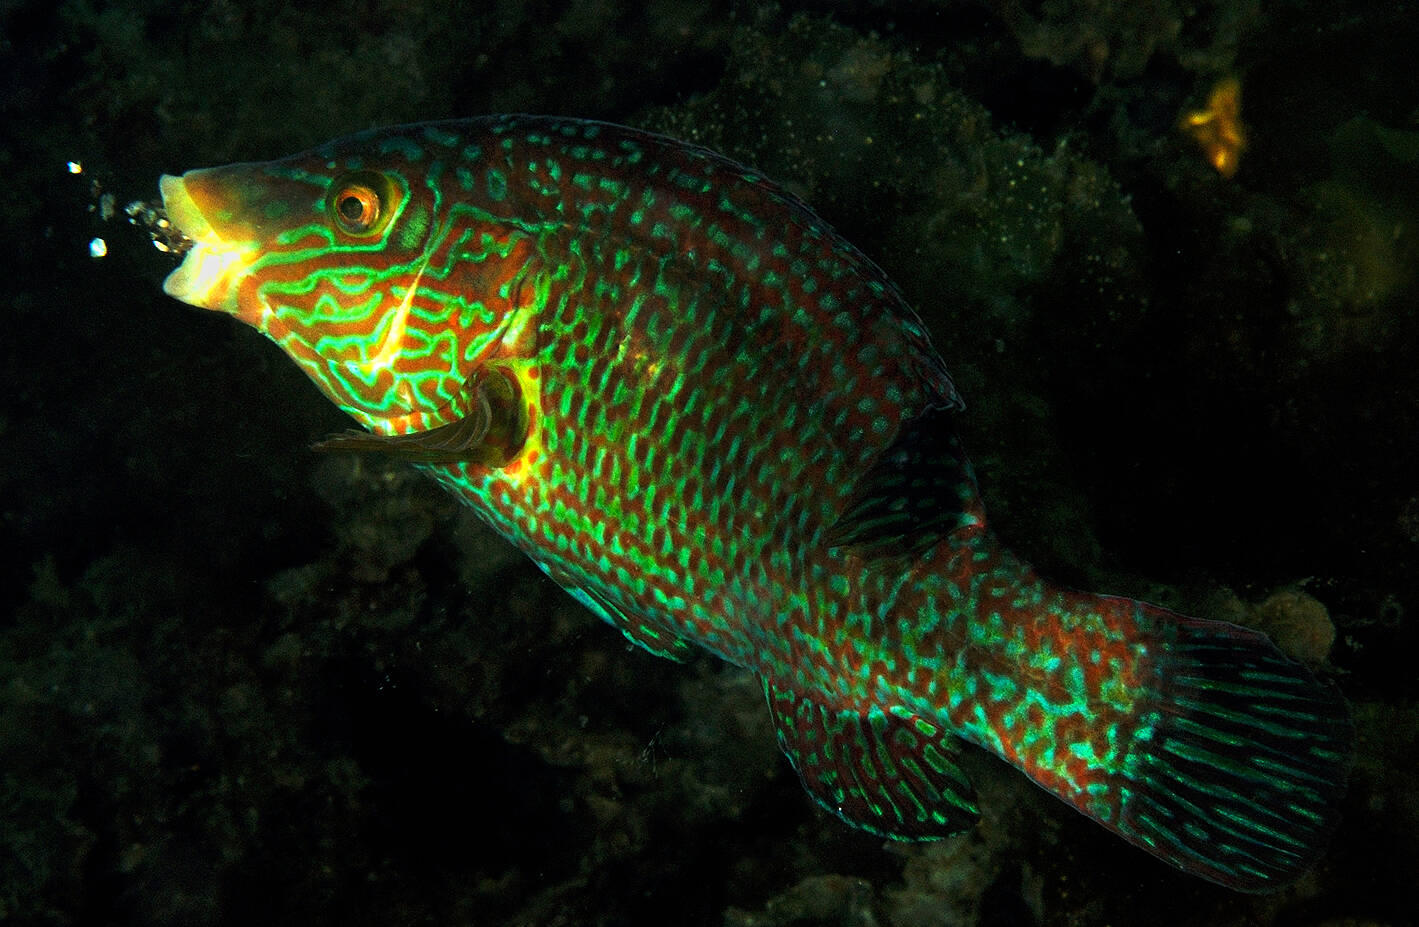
[329,171,397,237]
[335,184,380,232]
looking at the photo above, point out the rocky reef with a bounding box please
[2,0,1414,924]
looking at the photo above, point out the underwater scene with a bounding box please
[2,0,1415,924]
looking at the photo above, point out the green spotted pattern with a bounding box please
[163,116,1353,892]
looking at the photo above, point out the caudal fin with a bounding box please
[1110,607,1353,891]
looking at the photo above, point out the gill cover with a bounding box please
[157,129,538,443]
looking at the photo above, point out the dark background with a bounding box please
[2,1,1415,924]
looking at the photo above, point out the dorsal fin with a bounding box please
[826,408,983,559]
[313,365,527,467]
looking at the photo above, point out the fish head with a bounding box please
[159,124,523,437]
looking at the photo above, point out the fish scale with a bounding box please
[155,115,1352,891]
[520,220,893,664]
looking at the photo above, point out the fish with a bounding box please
[155,116,1352,891]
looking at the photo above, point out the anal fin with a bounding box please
[765,678,978,839]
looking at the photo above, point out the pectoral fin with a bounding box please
[314,365,528,467]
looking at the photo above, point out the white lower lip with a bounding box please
[158,173,248,314]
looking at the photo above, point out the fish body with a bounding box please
[157,116,1351,890]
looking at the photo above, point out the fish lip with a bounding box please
[158,172,244,313]
[158,175,206,299]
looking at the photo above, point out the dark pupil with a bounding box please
[339,194,366,223]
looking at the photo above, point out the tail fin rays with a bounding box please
[1113,611,1353,891]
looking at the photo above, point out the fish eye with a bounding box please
[329,171,394,236]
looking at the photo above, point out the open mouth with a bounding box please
[155,172,251,315]
[124,196,194,257]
